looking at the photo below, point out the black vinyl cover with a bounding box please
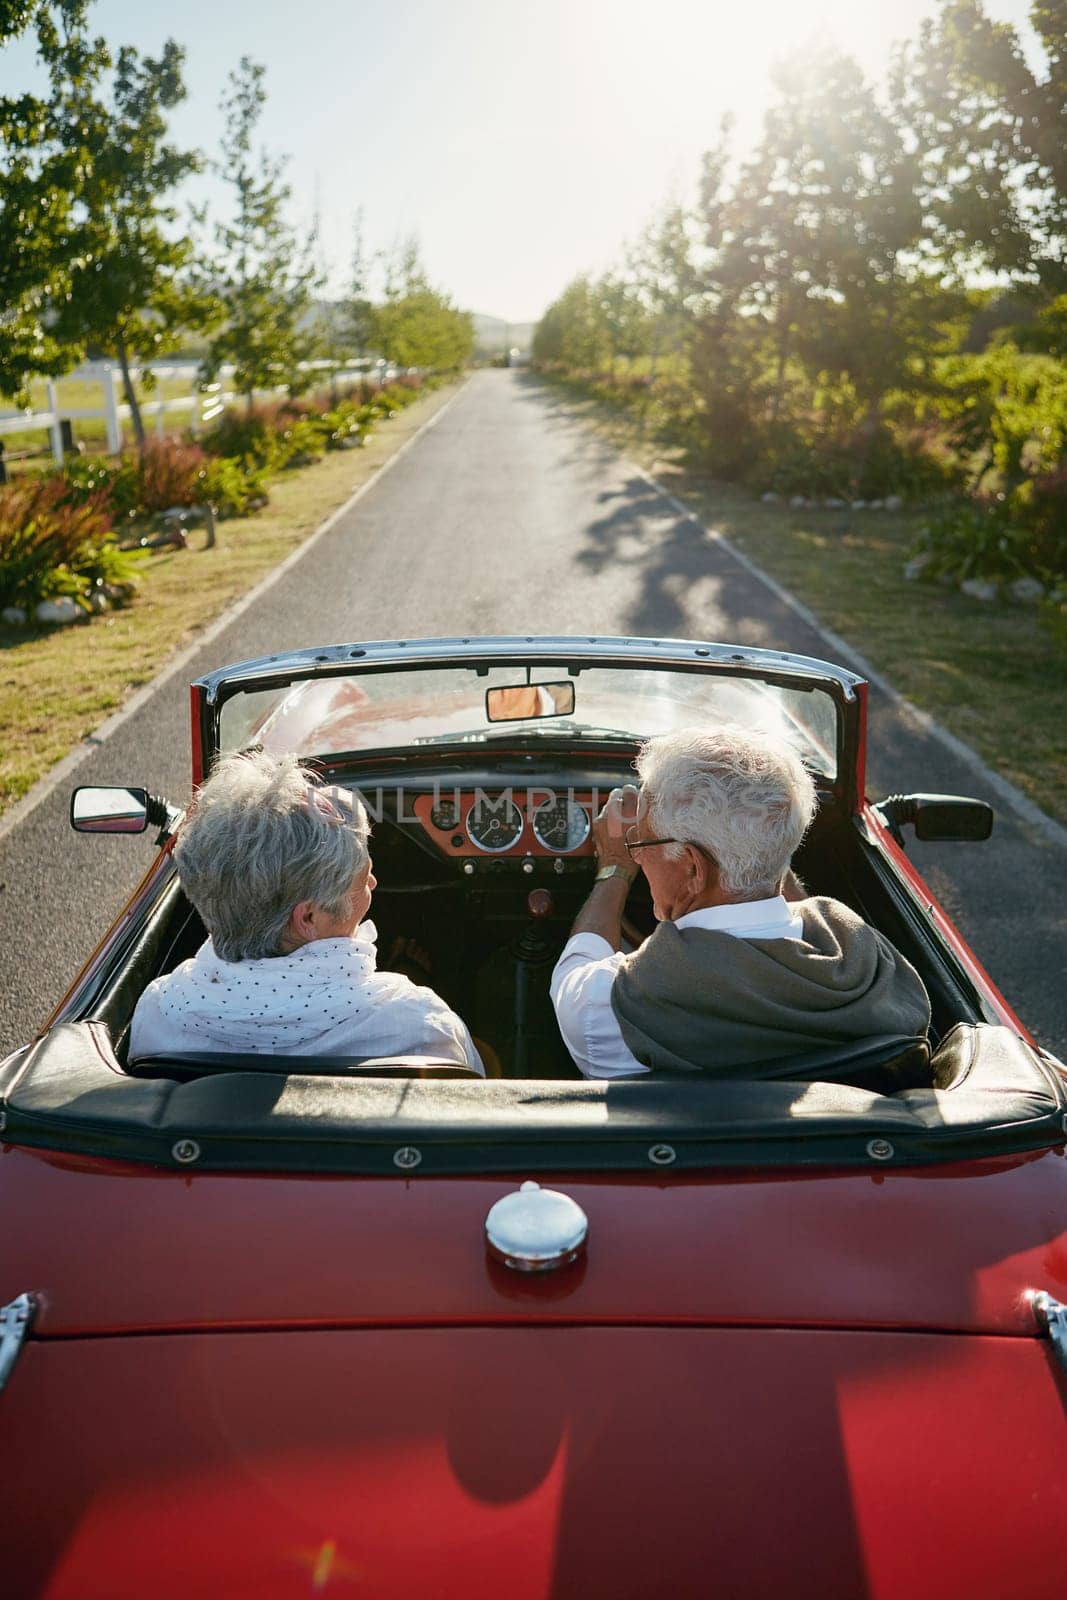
[0,1021,1063,1175]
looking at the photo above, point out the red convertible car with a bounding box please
[1,635,1065,1600]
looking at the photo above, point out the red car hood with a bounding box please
[5,1147,1067,1600]
[5,1325,1067,1600]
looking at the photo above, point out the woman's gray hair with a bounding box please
[635,724,816,899]
[175,750,369,962]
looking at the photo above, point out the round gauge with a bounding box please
[429,799,459,832]
[532,796,590,853]
[466,795,525,853]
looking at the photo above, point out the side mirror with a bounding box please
[71,786,150,834]
[874,793,994,847]
[70,786,178,841]
[485,681,576,723]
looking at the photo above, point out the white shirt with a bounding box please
[550,897,804,1079]
[130,920,484,1073]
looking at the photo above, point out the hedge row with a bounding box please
[0,377,433,621]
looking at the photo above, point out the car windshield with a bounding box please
[219,663,839,778]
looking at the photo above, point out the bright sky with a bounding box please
[0,0,1042,322]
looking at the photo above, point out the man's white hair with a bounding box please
[635,724,816,899]
[175,750,369,962]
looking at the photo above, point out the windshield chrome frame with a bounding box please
[192,635,866,807]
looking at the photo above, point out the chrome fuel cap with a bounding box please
[485,1181,588,1273]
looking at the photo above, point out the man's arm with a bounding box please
[568,869,637,950]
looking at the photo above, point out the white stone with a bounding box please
[903,556,930,580]
[789,495,807,508]
[959,578,999,602]
[89,590,110,614]
[868,499,886,510]
[885,495,904,512]
[1007,576,1045,604]
[1,605,27,625]
[760,491,781,504]
[35,596,84,624]
[824,497,847,508]
[852,500,868,509]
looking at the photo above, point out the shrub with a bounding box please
[1010,469,1067,583]
[48,439,210,521]
[202,405,286,471]
[750,420,962,501]
[0,479,146,613]
[317,401,364,448]
[51,455,141,520]
[912,501,1028,585]
[277,416,326,465]
[137,437,207,513]
[913,477,1067,590]
[196,456,270,518]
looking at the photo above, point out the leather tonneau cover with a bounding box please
[0,1021,1063,1173]
[5,1326,1067,1600]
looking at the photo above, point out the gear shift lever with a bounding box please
[512,889,556,1076]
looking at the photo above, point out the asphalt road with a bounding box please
[1,369,1064,1055]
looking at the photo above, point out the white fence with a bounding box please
[0,358,390,467]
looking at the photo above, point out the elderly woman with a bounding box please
[130,749,483,1071]
[550,723,929,1079]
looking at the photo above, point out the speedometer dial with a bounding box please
[532,796,590,853]
[466,795,524,853]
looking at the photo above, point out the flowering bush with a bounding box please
[137,437,207,513]
[0,479,146,614]
[5,372,435,621]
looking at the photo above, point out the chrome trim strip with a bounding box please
[192,635,866,703]
[1029,1290,1067,1375]
[0,1292,36,1394]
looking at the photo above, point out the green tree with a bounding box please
[50,40,218,449]
[533,275,610,371]
[345,208,375,357]
[627,202,701,389]
[531,296,566,365]
[596,272,648,376]
[205,57,320,409]
[695,47,965,446]
[369,237,473,370]
[890,1,1066,290]
[0,1,102,397]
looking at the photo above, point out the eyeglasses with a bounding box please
[624,827,717,870]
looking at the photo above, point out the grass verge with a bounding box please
[541,379,1067,824]
[0,379,461,819]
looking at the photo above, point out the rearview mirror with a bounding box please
[70,787,150,834]
[485,681,576,723]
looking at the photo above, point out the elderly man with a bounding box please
[550,725,930,1079]
[131,749,483,1072]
